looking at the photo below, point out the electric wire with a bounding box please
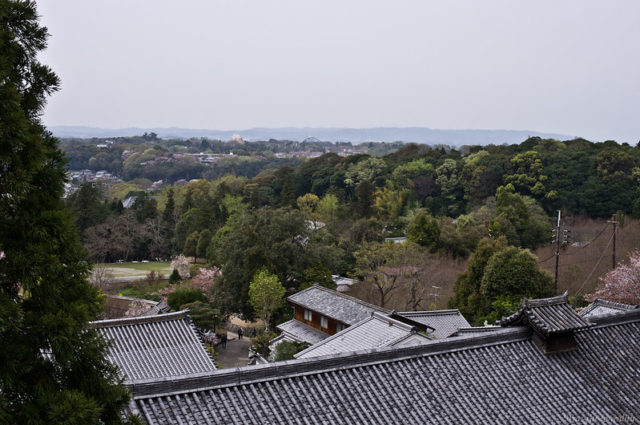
[538,223,610,264]
[574,231,615,297]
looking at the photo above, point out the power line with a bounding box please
[538,223,609,264]
[563,224,609,257]
[539,254,556,263]
[574,231,615,297]
[564,223,609,251]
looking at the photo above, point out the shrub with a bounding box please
[271,340,307,362]
[167,288,207,311]
[169,269,182,285]
[181,301,222,331]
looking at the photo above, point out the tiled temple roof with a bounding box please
[276,319,329,345]
[288,285,390,325]
[130,309,640,424]
[451,326,508,337]
[580,298,638,319]
[91,310,216,383]
[397,309,471,338]
[294,312,429,359]
[500,292,592,335]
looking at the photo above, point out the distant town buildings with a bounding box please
[64,169,122,197]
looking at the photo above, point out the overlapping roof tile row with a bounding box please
[579,298,638,318]
[294,312,429,359]
[287,285,390,325]
[131,309,640,424]
[500,293,592,335]
[276,319,329,345]
[91,310,216,383]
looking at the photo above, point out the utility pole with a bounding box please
[554,210,561,293]
[608,214,618,269]
[429,285,441,310]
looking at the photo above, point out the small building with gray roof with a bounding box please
[294,312,430,359]
[279,284,391,344]
[395,309,471,338]
[579,298,638,319]
[91,310,216,384]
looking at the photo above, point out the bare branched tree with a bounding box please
[90,264,115,292]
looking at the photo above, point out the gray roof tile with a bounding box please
[294,312,428,359]
[580,298,638,319]
[451,326,508,337]
[500,292,591,335]
[92,310,216,383]
[276,319,329,345]
[397,309,471,338]
[131,309,640,424]
[288,285,390,325]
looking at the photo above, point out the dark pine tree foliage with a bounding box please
[0,2,135,423]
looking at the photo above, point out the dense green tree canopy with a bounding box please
[407,212,440,251]
[216,207,331,316]
[181,301,222,331]
[167,288,207,311]
[449,237,554,324]
[0,2,133,422]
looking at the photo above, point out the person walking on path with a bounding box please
[238,328,243,340]
[221,333,227,349]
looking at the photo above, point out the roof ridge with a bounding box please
[290,284,392,313]
[582,298,639,314]
[585,307,640,328]
[277,319,328,343]
[501,293,591,335]
[371,311,415,331]
[90,310,188,328]
[453,326,502,335]
[399,309,462,316]
[130,309,640,400]
[524,292,569,308]
[130,326,532,398]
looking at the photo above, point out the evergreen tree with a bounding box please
[67,182,107,232]
[356,181,375,217]
[280,174,296,207]
[0,1,134,423]
[162,187,176,226]
[182,187,194,211]
[184,230,199,262]
[448,237,508,324]
[407,212,440,252]
[448,237,553,324]
[162,188,177,252]
[196,229,212,261]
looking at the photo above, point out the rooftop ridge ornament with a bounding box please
[500,292,592,354]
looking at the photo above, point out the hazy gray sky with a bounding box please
[38,0,639,142]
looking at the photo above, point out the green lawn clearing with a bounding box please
[95,262,173,281]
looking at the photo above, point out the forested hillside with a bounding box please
[65,136,640,324]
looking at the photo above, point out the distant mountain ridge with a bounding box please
[49,126,573,146]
